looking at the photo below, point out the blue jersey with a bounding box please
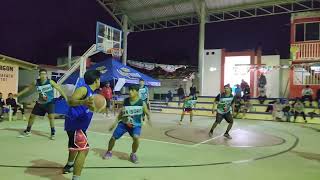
[36,79,54,104]
[64,84,94,131]
[120,98,144,127]
[139,86,149,101]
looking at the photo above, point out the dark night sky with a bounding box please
[0,0,291,66]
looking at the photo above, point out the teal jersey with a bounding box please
[216,93,234,114]
[139,86,149,101]
[121,98,144,127]
[183,99,197,108]
[36,79,54,104]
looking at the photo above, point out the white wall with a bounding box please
[261,55,281,98]
[202,49,222,96]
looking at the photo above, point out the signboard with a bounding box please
[0,62,18,99]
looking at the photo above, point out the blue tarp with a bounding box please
[64,59,161,86]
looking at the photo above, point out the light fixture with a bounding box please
[209,67,217,72]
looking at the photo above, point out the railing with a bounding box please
[291,42,320,60]
[293,65,320,85]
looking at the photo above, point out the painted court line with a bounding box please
[192,129,241,147]
[53,126,194,148]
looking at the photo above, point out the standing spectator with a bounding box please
[166,90,173,104]
[234,84,242,98]
[258,86,267,104]
[177,85,185,106]
[240,79,249,92]
[0,92,5,119]
[258,74,267,88]
[189,84,197,98]
[294,98,307,123]
[243,85,250,100]
[272,99,283,121]
[100,82,113,117]
[301,85,313,106]
[6,93,25,120]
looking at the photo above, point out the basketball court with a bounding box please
[0,113,320,180]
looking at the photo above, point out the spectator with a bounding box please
[166,90,173,104]
[177,85,185,106]
[266,100,277,112]
[316,88,320,109]
[282,99,292,122]
[100,82,113,117]
[233,96,242,118]
[258,74,267,88]
[234,84,242,98]
[301,85,313,106]
[0,92,5,119]
[240,79,249,91]
[258,86,267,104]
[239,98,252,119]
[243,85,250,100]
[294,98,307,123]
[189,84,197,98]
[272,99,283,121]
[6,93,25,120]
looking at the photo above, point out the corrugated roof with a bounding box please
[97,0,320,31]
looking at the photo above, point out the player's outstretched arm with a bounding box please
[16,82,36,98]
[50,80,68,101]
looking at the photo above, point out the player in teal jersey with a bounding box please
[17,69,68,140]
[179,95,197,125]
[103,85,151,164]
[209,85,235,139]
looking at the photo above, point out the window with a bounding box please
[295,22,320,42]
[295,24,305,42]
[306,23,320,41]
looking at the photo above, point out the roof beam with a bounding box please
[122,0,192,13]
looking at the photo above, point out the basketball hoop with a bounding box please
[107,48,123,58]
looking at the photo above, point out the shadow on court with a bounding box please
[1,128,50,138]
[24,159,68,180]
[92,148,130,161]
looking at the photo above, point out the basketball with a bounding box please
[89,94,106,113]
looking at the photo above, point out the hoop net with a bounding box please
[107,48,123,59]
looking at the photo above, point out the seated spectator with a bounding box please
[316,88,320,109]
[258,86,267,104]
[166,90,173,104]
[301,85,313,106]
[272,99,284,121]
[294,98,307,123]
[234,84,242,98]
[239,98,252,119]
[282,99,293,122]
[6,93,25,120]
[233,96,242,118]
[0,92,5,119]
[266,100,277,112]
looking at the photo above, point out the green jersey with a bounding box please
[215,93,234,114]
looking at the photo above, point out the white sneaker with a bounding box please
[18,131,31,138]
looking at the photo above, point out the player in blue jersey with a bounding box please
[17,69,68,140]
[62,70,101,180]
[103,85,151,164]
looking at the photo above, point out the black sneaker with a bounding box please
[224,133,232,139]
[63,164,74,174]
